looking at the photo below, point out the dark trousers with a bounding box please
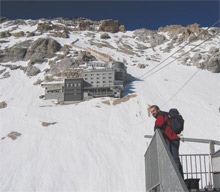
[167,139,184,178]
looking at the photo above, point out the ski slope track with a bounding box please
[0,19,220,192]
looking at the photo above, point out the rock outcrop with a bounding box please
[0,17,8,23]
[134,28,166,46]
[77,51,97,62]
[0,46,27,63]
[49,57,75,75]
[24,38,61,62]
[0,40,32,62]
[25,66,41,76]
[100,33,111,39]
[13,19,27,26]
[0,101,7,109]
[0,31,11,38]
[7,131,22,140]
[99,19,125,33]
[2,72,10,79]
[37,22,53,32]
[60,45,70,55]
[188,47,220,73]
[37,22,68,32]
[26,31,35,37]
[78,20,93,31]
[12,31,25,37]
[0,68,6,75]
[206,52,220,73]
[158,23,211,41]
[50,31,69,38]
[209,47,219,55]
[0,38,61,66]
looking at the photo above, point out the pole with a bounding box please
[207,141,215,188]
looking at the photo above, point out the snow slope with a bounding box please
[0,19,220,192]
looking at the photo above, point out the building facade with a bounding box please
[42,83,64,101]
[64,78,83,101]
[82,68,114,88]
[112,61,127,83]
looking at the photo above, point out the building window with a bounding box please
[103,81,106,83]
[66,84,69,87]
[85,78,88,80]
[103,77,106,79]
[91,78,93,80]
[70,84,73,87]
[78,83,81,87]
[109,77,112,79]
[97,77,99,79]
[97,81,100,83]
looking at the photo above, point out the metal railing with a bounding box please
[180,154,213,189]
[144,130,188,192]
[144,134,220,190]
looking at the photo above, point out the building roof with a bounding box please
[65,78,83,81]
[41,82,64,87]
[83,68,114,73]
[112,62,125,69]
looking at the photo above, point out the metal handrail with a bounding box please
[144,135,220,146]
[180,153,212,189]
[147,182,160,192]
[144,130,188,192]
[144,134,220,190]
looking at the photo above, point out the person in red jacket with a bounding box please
[150,105,184,178]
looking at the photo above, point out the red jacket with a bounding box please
[154,111,179,143]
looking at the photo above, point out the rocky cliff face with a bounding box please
[0,38,61,64]
[76,18,125,33]
[0,17,219,81]
[98,19,125,33]
[158,23,214,42]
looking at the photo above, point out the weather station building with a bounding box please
[43,61,130,102]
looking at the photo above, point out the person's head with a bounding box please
[150,105,160,118]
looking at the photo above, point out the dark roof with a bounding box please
[112,62,125,69]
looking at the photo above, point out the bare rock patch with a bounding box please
[102,94,137,106]
[113,94,137,105]
[7,131,22,140]
[42,122,57,127]
[102,100,111,105]
[0,101,7,109]
[2,72,10,79]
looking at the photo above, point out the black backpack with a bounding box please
[168,108,184,134]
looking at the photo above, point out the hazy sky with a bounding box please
[1,1,220,30]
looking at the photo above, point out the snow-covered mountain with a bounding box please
[0,17,220,192]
